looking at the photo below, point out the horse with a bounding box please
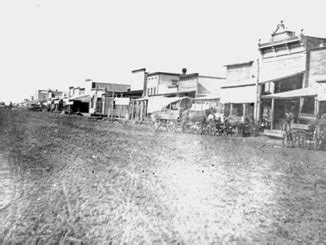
[180,108,216,134]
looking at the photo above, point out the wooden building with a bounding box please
[257,21,326,136]
[220,61,257,122]
[89,82,130,117]
[261,47,326,121]
[129,70,225,121]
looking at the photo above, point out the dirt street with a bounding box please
[0,109,326,244]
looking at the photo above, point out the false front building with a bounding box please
[257,21,326,136]
[220,61,257,123]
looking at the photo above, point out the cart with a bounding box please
[151,97,193,133]
[283,118,326,150]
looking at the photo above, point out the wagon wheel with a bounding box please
[202,125,210,135]
[166,120,177,133]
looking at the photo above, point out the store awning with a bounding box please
[147,96,189,113]
[193,95,220,101]
[261,87,318,99]
[220,84,257,104]
[70,94,91,102]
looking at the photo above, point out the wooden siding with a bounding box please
[225,63,254,86]
[259,53,305,82]
[158,74,179,94]
[308,48,326,86]
[178,76,197,93]
[197,76,223,97]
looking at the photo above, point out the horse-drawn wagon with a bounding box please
[150,97,193,132]
[283,116,326,150]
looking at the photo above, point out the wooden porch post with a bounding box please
[271,98,275,130]
[243,103,246,122]
[315,97,319,117]
[140,101,143,121]
[144,100,147,117]
[130,101,133,121]
[230,103,233,116]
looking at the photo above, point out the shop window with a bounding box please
[300,97,315,114]
[319,101,326,118]
[232,104,243,117]
[263,82,274,94]
[224,104,230,117]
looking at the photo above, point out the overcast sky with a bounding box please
[1,0,326,103]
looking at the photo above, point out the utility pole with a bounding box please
[111,83,115,122]
[255,58,260,125]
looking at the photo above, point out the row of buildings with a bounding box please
[28,22,326,136]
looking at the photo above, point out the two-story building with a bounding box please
[34,90,48,103]
[257,21,326,135]
[145,72,181,97]
[47,89,66,111]
[130,69,225,120]
[67,86,89,114]
[177,73,225,111]
[220,61,257,122]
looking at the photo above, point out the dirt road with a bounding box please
[0,109,326,244]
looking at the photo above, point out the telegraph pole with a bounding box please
[255,58,260,125]
[111,83,115,122]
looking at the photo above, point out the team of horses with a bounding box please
[152,107,253,136]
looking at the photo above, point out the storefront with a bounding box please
[220,83,257,122]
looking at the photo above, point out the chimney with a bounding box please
[182,68,187,75]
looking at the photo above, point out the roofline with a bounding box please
[304,35,326,41]
[258,36,301,49]
[179,73,199,79]
[224,61,254,67]
[198,75,226,79]
[147,72,182,77]
[221,83,256,89]
[92,82,130,87]
[132,68,146,73]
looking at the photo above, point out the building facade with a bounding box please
[220,61,257,122]
[258,21,326,132]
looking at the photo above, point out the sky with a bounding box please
[1,0,326,103]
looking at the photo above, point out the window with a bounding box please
[300,97,315,114]
[154,87,156,95]
[289,42,301,50]
[150,88,153,95]
[147,88,150,95]
[92,82,96,89]
[261,47,274,58]
[233,104,243,117]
